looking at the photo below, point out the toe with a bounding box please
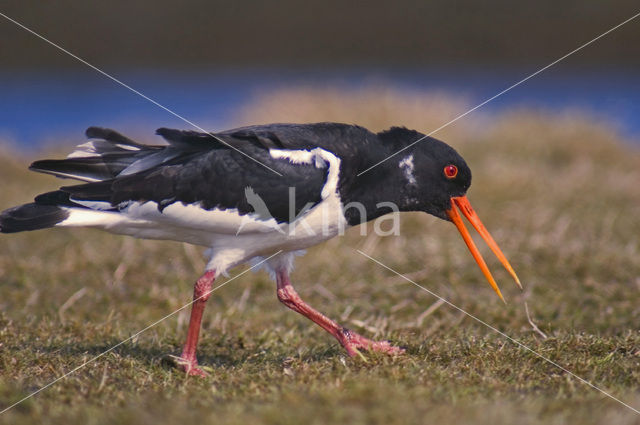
[186,367,209,377]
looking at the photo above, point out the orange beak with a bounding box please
[446,196,522,303]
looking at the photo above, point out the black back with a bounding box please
[21,123,471,226]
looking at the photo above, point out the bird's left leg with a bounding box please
[275,268,404,356]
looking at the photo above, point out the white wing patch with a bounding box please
[398,154,416,185]
[71,199,114,211]
[66,141,102,159]
[269,148,341,199]
[66,140,142,159]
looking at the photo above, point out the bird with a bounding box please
[0,122,521,376]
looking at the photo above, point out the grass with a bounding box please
[0,87,639,424]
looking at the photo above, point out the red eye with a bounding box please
[444,165,458,179]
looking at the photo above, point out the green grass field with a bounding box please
[0,88,639,424]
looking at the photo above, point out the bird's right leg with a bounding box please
[179,269,216,377]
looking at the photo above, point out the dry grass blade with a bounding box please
[524,301,548,339]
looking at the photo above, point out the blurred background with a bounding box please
[0,1,639,146]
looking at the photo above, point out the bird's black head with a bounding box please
[405,136,472,220]
[377,127,471,220]
[372,127,521,302]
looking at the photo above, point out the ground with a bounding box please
[0,88,639,424]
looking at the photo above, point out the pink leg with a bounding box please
[275,269,404,357]
[179,270,216,376]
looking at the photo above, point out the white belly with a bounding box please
[58,196,347,274]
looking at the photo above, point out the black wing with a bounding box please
[31,125,352,223]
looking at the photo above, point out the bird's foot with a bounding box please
[183,363,209,377]
[339,328,405,357]
[170,354,209,377]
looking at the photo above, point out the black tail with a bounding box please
[2,126,211,233]
[0,202,69,233]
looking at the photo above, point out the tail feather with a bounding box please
[0,203,69,233]
[29,157,126,182]
[28,127,164,182]
[2,126,216,234]
[85,126,142,147]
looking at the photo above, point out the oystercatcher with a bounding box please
[0,123,520,376]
